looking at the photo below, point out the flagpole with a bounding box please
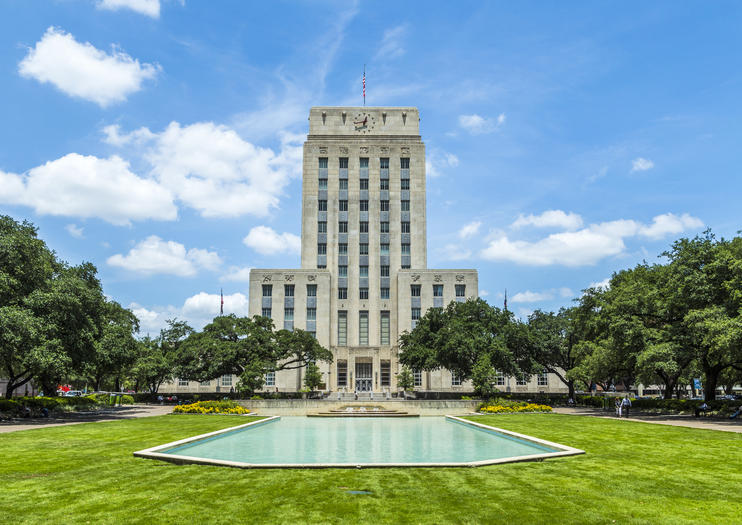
[220,288,224,316]
[363,64,366,106]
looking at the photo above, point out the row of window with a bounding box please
[319,157,410,170]
[178,372,278,388]
[262,284,317,297]
[261,307,317,321]
[320,179,412,191]
[319,240,411,254]
[336,310,392,346]
[320,216,410,233]
[319,200,410,211]
[411,284,466,297]
[262,283,466,302]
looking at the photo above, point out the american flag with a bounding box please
[220,288,224,315]
[362,66,366,106]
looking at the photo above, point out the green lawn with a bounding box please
[1,414,740,524]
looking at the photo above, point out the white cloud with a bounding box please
[18,27,159,107]
[374,25,406,60]
[558,287,574,298]
[442,243,472,261]
[631,157,654,172]
[481,212,703,267]
[0,154,176,225]
[511,290,554,303]
[243,226,300,256]
[427,149,459,178]
[65,224,84,238]
[107,236,221,276]
[221,266,253,282]
[458,221,482,239]
[512,210,584,230]
[479,290,489,297]
[458,113,506,135]
[97,0,160,18]
[589,278,611,290]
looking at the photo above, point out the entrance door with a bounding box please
[355,362,372,392]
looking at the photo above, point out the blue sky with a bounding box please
[1,0,740,334]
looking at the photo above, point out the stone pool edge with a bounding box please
[133,415,585,469]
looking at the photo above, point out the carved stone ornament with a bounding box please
[262,275,272,282]
[455,274,465,282]
[284,274,295,281]
[307,274,316,281]
[319,146,328,154]
[380,146,389,154]
[433,274,442,282]
[411,274,421,282]
[339,146,348,155]
[401,146,410,155]
[359,146,369,154]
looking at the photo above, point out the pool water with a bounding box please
[162,416,559,465]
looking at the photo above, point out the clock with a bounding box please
[353,112,376,133]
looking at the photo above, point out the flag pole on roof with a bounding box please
[220,288,224,316]
[363,64,366,106]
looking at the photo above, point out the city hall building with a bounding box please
[166,106,567,395]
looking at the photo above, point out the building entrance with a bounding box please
[355,362,373,392]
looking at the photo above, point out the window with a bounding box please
[411,284,421,297]
[401,158,410,169]
[284,284,294,297]
[339,157,348,169]
[317,263,326,269]
[413,369,422,387]
[200,380,211,386]
[380,243,389,255]
[318,243,327,255]
[337,311,347,345]
[338,265,347,277]
[319,157,328,169]
[338,288,347,300]
[360,179,368,190]
[401,200,410,212]
[360,157,369,169]
[380,311,390,345]
[318,221,327,233]
[380,265,390,277]
[339,179,348,190]
[380,222,389,233]
[221,374,232,387]
[339,221,348,233]
[451,372,462,387]
[318,200,327,211]
[360,200,368,212]
[339,200,348,211]
[309,331,316,339]
[319,178,327,190]
[380,360,391,386]
[455,284,466,297]
[401,179,410,190]
[402,263,411,269]
[359,243,369,255]
[433,284,443,297]
[380,200,389,212]
[401,222,410,233]
[516,376,528,386]
[538,370,549,387]
[495,370,505,386]
[380,287,390,299]
[337,360,347,387]
[411,308,421,320]
[401,243,411,255]
[261,307,272,317]
[307,284,316,297]
[178,378,189,387]
[262,284,272,297]
[380,179,389,190]
[359,311,369,345]
[306,307,316,321]
[360,221,369,233]
[380,158,390,169]
[338,243,348,255]
[359,287,369,300]
[284,308,294,321]
[359,265,368,277]
[265,371,275,387]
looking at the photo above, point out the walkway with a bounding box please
[0,404,172,434]
[553,406,742,433]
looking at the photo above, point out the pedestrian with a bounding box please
[615,398,621,417]
[157,395,163,405]
[621,395,632,418]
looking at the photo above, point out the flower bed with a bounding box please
[172,400,250,415]
[478,401,552,414]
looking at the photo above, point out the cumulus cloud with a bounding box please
[458,221,482,239]
[0,154,176,225]
[97,0,160,18]
[512,210,584,230]
[588,278,611,290]
[458,113,505,134]
[442,243,472,261]
[631,157,654,172]
[426,149,459,178]
[481,213,703,267]
[511,290,553,303]
[479,290,489,297]
[18,27,159,107]
[221,266,253,282]
[107,236,221,276]
[130,292,249,334]
[374,25,406,60]
[65,224,84,238]
[243,226,301,256]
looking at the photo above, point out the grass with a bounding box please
[1,413,740,524]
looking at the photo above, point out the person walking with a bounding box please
[615,398,621,417]
[621,396,632,418]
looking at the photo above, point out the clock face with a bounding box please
[353,112,376,133]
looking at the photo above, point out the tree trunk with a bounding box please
[703,369,720,401]
[663,378,676,400]
[115,376,121,393]
[567,380,575,401]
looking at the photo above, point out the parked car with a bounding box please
[63,390,83,397]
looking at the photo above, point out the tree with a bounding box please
[303,362,323,392]
[471,353,499,399]
[132,319,192,394]
[87,300,140,391]
[396,367,414,394]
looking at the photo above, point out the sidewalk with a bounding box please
[0,404,173,434]
[553,406,742,433]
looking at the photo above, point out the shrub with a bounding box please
[478,402,553,414]
[172,400,250,415]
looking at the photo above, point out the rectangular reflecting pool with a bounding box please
[134,416,584,468]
